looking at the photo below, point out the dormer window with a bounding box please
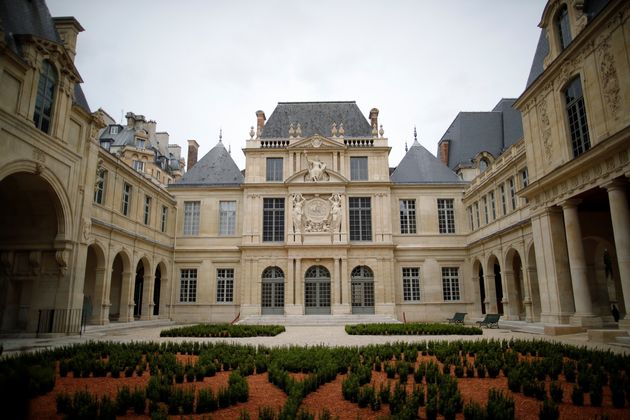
[479,158,488,172]
[100,140,111,151]
[136,138,146,149]
[33,60,57,134]
[110,126,119,135]
[556,4,572,51]
[133,160,145,172]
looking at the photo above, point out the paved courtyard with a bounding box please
[2,320,629,356]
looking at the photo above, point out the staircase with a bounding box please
[237,314,401,326]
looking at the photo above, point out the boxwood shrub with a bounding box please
[160,323,285,337]
[345,323,482,336]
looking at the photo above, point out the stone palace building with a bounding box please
[0,0,628,335]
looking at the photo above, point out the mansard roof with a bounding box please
[261,101,372,139]
[390,140,461,184]
[0,0,90,113]
[172,141,243,187]
[438,98,522,170]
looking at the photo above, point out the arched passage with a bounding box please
[486,255,503,315]
[262,266,285,315]
[0,172,66,332]
[153,262,166,316]
[83,244,106,325]
[526,244,542,322]
[134,258,152,318]
[351,266,374,314]
[305,265,331,315]
[109,251,131,322]
[472,259,486,315]
[504,249,525,320]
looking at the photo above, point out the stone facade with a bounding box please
[1,0,629,335]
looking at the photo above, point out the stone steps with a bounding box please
[237,314,402,326]
[496,320,546,335]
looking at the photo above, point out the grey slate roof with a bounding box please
[526,0,610,89]
[390,140,461,184]
[439,98,522,170]
[172,141,243,187]
[261,101,372,138]
[0,0,90,113]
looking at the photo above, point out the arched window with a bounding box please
[33,60,57,134]
[479,158,488,172]
[556,4,571,51]
[565,76,590,157]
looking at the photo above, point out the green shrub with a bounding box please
[115,386,131,415]
[590,385,603,407]
[463,400,487,420]
[486,389,515,420]
[549,381,563,403]
[539,398,559,420]
[131,388,146,414]
[258,405,277,420]
[345,322,483,336]
[571,386,584,406]
[160,324,285,337]
[56,392,72,414]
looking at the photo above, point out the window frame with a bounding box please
[121,182,132,216]
[500,184,507,215]
[179,268,197,303]
[266,157,283,182]
[161,205,168,233]
[143,195,152,225]
[350,156,368,181]
[437,198,455,234]
[467,206,474,230]
[183,201,200,236]
[509,177,517,210]
[263,197,285,242]
[556,4,572,51]
[565,76,591,158]
[489,191,496,221]
[33,60,57,134]
[94,169,106,205]
[219,200,237,236]
[216,268,234,303]
[442,267,461,301]
[133,160,145,172]
[349,197,372,241]
[399,199,417,234]
[482,196,489,225]
[402,267,421,302]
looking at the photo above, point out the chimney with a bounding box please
[52,17,84,62]
[438,140,450,166]
[256,110,266,136]
[369,108,379,129]
[187,139,199,171]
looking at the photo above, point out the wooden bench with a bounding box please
[447,312,467,324]
[476,314,501,328]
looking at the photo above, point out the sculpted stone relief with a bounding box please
[304,151,329,182]
[597,38,621,120]
[291,193,343,233]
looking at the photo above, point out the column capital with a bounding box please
[559,198,582,209]
[603,179,627,192]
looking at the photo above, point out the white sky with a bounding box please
[48,0,546,169]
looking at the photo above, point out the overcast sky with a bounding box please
[48,0,546,169]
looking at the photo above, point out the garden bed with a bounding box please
[159,323,285,337]
[345,322,483,336]
[1,339,629,419]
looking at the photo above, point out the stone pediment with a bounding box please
[285,169,349,184]
[287,135,346,150]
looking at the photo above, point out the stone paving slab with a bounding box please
[2,321,629,356]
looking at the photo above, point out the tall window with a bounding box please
[350,157,368,180]
[474,202,480,227]
[521,168,529,188]
[499,185,507,215]
[467,206,474,230]
[179,269,197,303]
[565,77,590,157]
[143,195,152,225]
[437,199,455,234]
[33,60,57,134]
[349,197,372,241]
[219,201,236,235]
[161,206,168,233]
[263,198,284,242]
[109,126,119,135]
[183,201,200,235]
[509,178,517,210]
[216,268,234,303]
[402,267,420,301]
[399,199,416,234]
[94,169,106,204]
[442,267,460,301]
[266,158,283,181]
[489,191,496,221]
[121,183,132,216]
[556,4,571,51]
[133,160,145,172]
[136,138,146,149]
[482,196,489,225]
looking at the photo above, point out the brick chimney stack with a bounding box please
[256,110,266,137]
[369,108,379,129]
[187,140,199,171]
[438,140,450,166]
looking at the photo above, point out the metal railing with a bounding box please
[36,308,86,337]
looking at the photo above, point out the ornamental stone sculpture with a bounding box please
[291,193,305,233]
[329,193,342,233]
[304,151,327,182]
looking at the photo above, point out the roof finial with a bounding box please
[405,141,408,152]
[414,125,417,142]
[219,128,223,143]
[228,144,231,154]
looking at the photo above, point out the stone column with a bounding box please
[521,266,534,323]
[485,274,498,314]
[119,270,134,322]
[295,258,303,313]
[141,273,155,320]
[605,181,630,328]
[340,258,351,314]
[561,200,601,326]
[502,269,519,320]
[333,258,341,306]
[93,267,109,324]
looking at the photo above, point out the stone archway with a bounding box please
[351,266,374,314]
[305,265,331,315]
[504,248,525,320]
[472,259,486,315]
[262,267,285,315]
[0,172,67,333]
[486,255,503,315]
[83,244,106,325]
[109,251,131,322]
[526,244,542,322]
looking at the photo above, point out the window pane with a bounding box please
[400,199,416,234]
[217,268,234,303]
[565,77,590,158]
[184,201,200,235]
[179,269,197,303]
[402,267,420,301]
[263,198,284,241]
[437,199,455,234]
[350,157,368,180]
[220,201,236,235]
[349,197,371,241]
[266,158,283,181]
[442,267,460,301]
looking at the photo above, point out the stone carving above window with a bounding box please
[292,193,343,233]
[597,38,621,120]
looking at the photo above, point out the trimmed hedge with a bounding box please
[345,323,483,336]
[159,324,285,338]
